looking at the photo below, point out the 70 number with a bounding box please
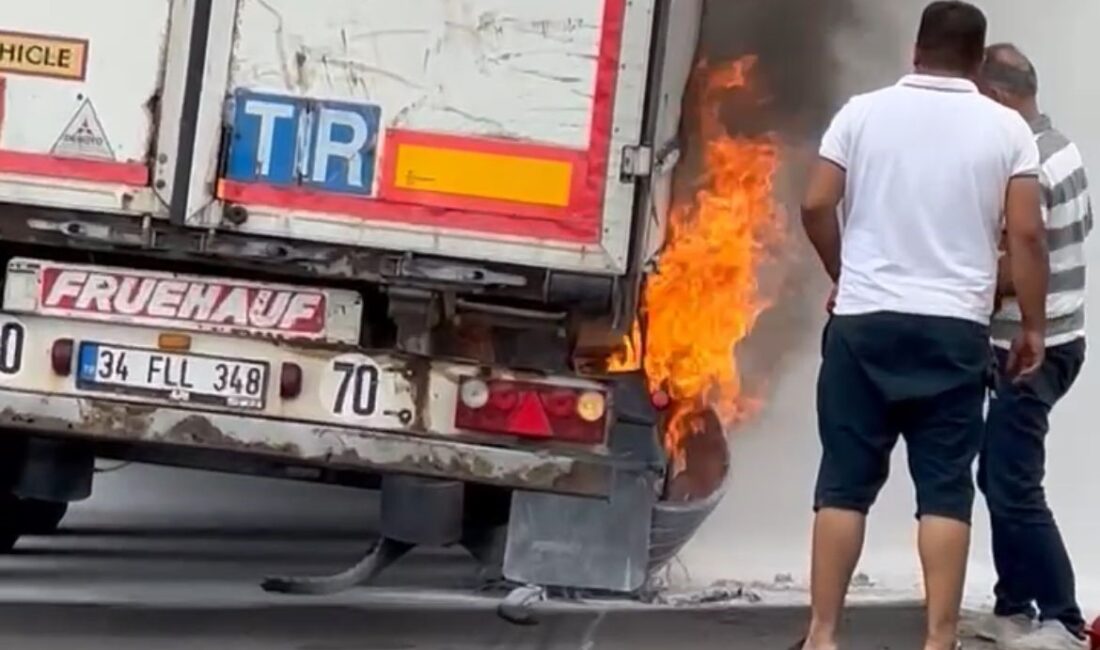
[332,362,379,417]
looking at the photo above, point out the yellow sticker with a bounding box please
[394,145,574,208]
[0,31,88,81]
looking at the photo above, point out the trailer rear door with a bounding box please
[186,0,657,275]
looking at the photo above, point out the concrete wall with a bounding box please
[682,0,1100,615]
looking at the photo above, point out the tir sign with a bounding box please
[225,90,382,196]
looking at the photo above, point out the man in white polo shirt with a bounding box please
[796,3,1050,650]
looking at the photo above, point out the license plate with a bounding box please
[77,343,269,410]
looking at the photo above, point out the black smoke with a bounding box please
[675,0,905,413]
[698,0,872,139]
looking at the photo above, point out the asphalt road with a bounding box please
[0,463,996,649]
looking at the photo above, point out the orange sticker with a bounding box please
[0,30,88,80]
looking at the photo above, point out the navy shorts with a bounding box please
[814,312,991,523]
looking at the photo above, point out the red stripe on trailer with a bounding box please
[582,0,626,220]
[219,179,602,243]
[0,150,149,186]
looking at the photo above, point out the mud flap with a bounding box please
[502,374,663,593]
[502,469,655,593]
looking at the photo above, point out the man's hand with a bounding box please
[826,286,837,314]
[1006,329,1045,381]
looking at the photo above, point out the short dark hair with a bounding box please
[916,1,988,72]
[981,43,1039,97]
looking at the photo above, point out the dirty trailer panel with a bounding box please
[0,0,169,215]
[202,0,655,275]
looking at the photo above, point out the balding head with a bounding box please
[980,43,1039,99]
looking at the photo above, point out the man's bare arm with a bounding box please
[1004,174,1048,335]
[801,160,846,283]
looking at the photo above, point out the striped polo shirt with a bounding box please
[992,115,1094,348]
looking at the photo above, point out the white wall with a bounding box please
[682,0,1100,615]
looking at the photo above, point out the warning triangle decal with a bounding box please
[50,98,116,161]
[506,392,553,438]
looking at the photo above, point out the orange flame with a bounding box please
[613,57,783,466]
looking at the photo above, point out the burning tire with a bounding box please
[648,408,731,576]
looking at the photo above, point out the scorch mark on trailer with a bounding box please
[344,28,434,43]
[510,68,584,85]
[312,53,424,90]
[487,51,599,64]
[251,0,296,92]
[474,12,596,43]
[292,51,312,93]
[438,107,512,135]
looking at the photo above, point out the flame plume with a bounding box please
[612,57,784,470]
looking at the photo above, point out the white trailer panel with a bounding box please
[195,0,657,274]
[0,0,670,277]
[0,0,172,215]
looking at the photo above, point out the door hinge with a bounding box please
[620,145,653,182]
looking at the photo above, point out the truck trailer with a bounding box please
[0,0,722,600]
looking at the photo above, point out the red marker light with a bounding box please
[508,392,554,438]
[541,389,578,418]
[651,389,671,410]
[454,378,609,445]
[51,339,74,376]
[280,362,302,399]
[489,386,519,411]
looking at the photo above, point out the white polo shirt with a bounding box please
[820,74,1041,325]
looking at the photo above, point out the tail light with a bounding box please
[650,389,671,411]
[51,339,74,376]
[280,362,303,398]
[455,378,609,445]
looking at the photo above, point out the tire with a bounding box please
[647,409,732,577]
[18,499,69,535]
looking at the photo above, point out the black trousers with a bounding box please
[978,339,1087,638]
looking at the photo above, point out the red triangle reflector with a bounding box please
[506,392,553,438]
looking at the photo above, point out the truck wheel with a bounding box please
[19,499,69,535]
[648,409,731,578]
